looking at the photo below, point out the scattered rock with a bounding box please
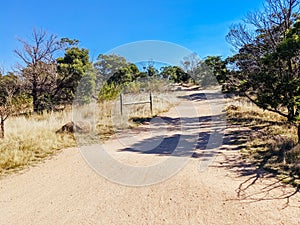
[226,105,241,111]
[56,121,91,134]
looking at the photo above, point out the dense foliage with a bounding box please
[225,0,300,137]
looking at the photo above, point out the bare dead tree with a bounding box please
[227,0,299,53]
[14,28,63,112]
[181,52,201,80]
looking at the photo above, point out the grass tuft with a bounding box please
[0,91,181,175]
[227,97,300,187]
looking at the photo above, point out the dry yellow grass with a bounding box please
[227,97,300,186]
[0,110,76,175]
[0,91,181,175]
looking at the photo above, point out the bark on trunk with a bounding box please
[32,81,38,112]
[0,117,4,139]
[298,123,300,144]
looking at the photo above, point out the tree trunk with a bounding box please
[287,105,295,122]
[32,78,38,112]
[0,117,4,139]
[297,123,300,144]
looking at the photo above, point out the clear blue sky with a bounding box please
[0,0,264,71]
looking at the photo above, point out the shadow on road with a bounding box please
[215,126,300,208]
[119,89,300,206]
[119,90,226,160]
[119,114,225,160]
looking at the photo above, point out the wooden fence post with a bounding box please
[150,92,153,116]
[120,94,123,115]
[120,92,153,116]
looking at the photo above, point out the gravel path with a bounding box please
[1,89,300,225]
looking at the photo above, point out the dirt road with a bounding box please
[1,89,300,225]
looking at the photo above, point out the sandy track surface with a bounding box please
[1,89,300,225]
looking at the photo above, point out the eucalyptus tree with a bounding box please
[226,0,300,141]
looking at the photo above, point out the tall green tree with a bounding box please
[107,63,140,85]
[226,0,300,141]
[94,54,128,86]
[204,56,228,84]
[160,66,190,83]
[94,54,142,100]
[56,45,95,105]
[98,63,141,101]
[160,66,177,81]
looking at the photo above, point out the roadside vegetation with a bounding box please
[0,89,180,175]
[209,0,300,187]
[227,99,300,186]
[0,30,189,174]
[2,0,300,188]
